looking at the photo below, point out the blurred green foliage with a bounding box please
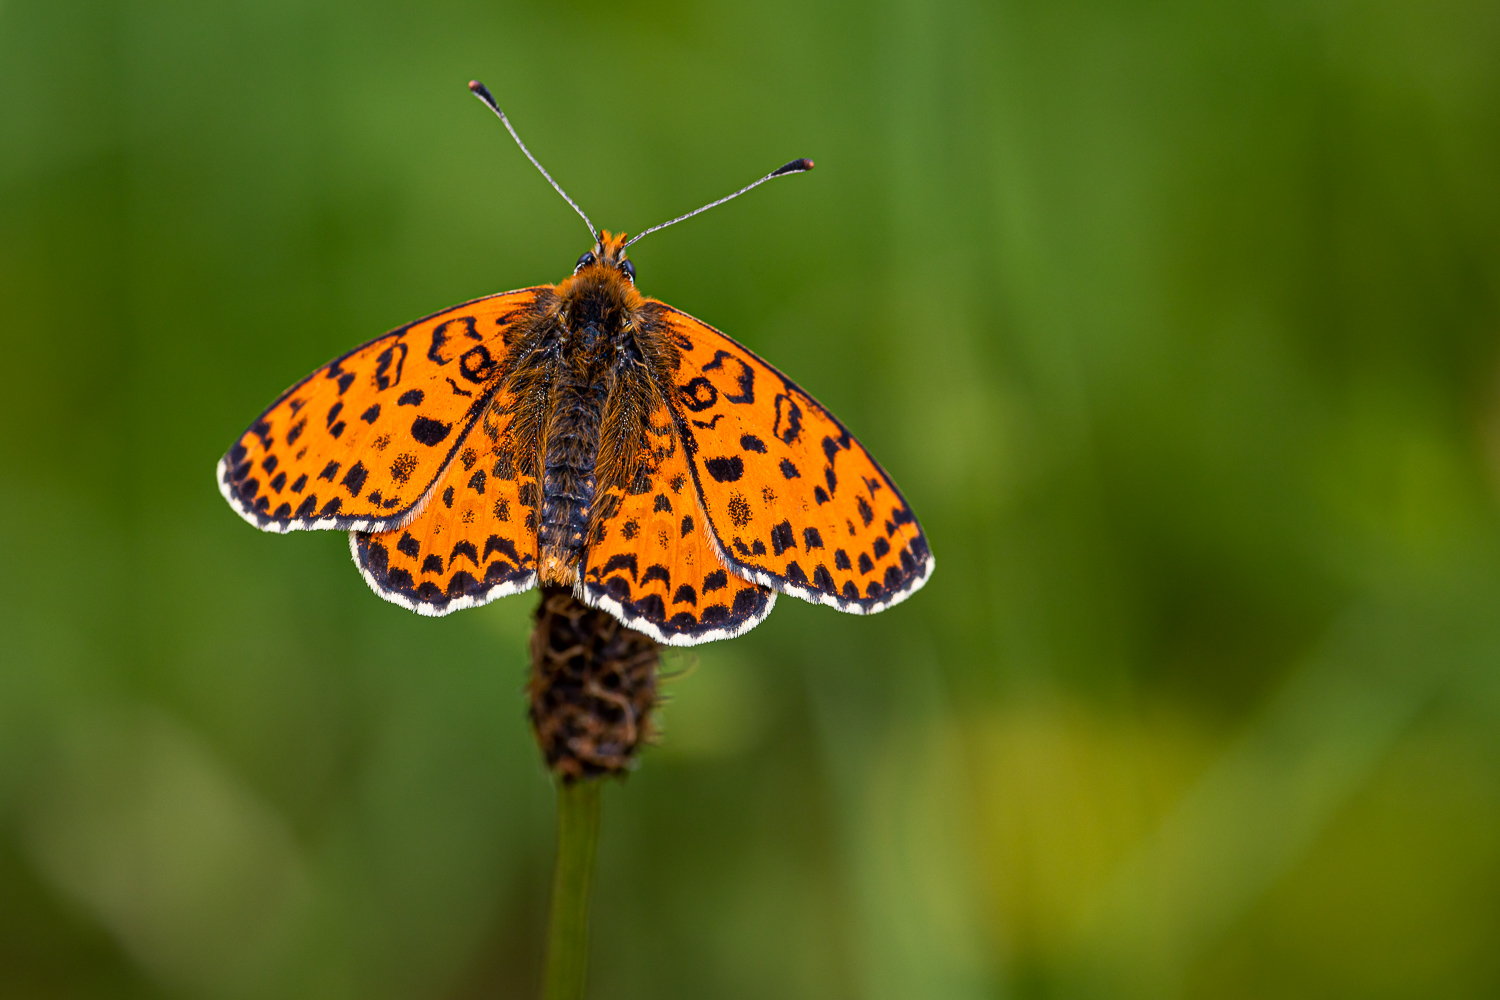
[4,0,1500,997]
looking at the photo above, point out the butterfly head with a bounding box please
[555,230,644,331]
[573,230,636,285]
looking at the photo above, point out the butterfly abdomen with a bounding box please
[537,353,609,583]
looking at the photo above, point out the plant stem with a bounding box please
[543,777,602,1000]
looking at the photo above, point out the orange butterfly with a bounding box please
[218,81,933,645]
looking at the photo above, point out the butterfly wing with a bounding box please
[218,288,544,533]
[351,378,539,615]
[578,400,776,645]
[660,306,933,613]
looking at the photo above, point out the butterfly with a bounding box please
[217,81,933,646]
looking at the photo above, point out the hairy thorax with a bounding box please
[498,254,677,585]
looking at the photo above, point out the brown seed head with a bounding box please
[528,586,660,779]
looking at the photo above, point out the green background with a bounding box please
[4,0,1500,997]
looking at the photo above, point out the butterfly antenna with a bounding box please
[623,158,814,249]
[469,80,599,244]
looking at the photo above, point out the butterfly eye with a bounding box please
[575,252,596,273]
[619,259,636,283]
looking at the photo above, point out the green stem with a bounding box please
[543,777,602,1000]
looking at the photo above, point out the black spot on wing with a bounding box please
[391,453,418,485]
[702,349,755,404]
[411,416,452,446]
[635,594,667,623]
[732,587,766,617]
[447,570,479,598]
[728,494,752,527]
[773,393,802,444]
[680,377,718,412]
[341,461,368,497]
[601,553,639,581]
[483,534,520,562]
[705,456,744,482]
[770,521,796,556]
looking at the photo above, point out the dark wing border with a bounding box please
[348,531,538,617]
[581,579,777,647]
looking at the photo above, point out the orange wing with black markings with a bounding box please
[351,380,540,615]
[577,400,775,645]
[660,306,933,614]
[218,288,543,533]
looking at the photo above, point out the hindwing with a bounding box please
[578,400,775,645]
[350,380,539,615]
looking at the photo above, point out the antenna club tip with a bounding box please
[772,158,815,177]
[468,80,493,99]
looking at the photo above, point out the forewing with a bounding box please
[351,382,540,614]
[661,307,933,613]
[218,288,544,533]
[580,401,775,645]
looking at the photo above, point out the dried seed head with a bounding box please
[529,586,660,779]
